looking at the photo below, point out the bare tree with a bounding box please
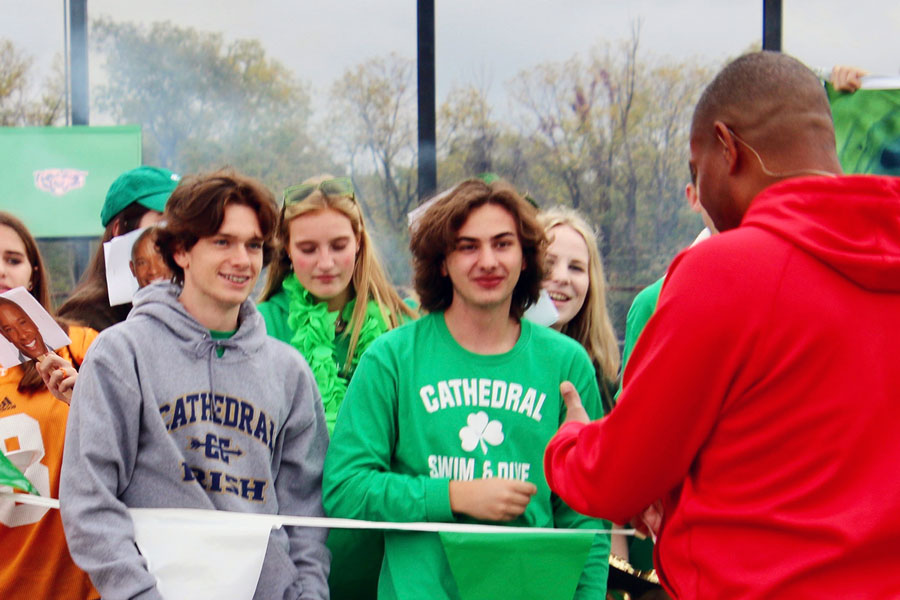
[0,39,65,126]
[326,53,418,233]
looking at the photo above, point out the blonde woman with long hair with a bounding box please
[259,175,416,431]
[539,206,620,413]
[258,175,416,600]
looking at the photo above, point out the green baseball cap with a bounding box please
[100,166,181,227]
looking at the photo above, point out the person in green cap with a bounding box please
[58,166,180,331]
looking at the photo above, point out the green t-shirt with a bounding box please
[209,328,236,358]
[614,277,664,571]
[323,312,611,600]
[616,276,664,400]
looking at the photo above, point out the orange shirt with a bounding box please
[0,326,99,600]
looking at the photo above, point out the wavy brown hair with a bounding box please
[410,179,546,319]
[156,169,278,285]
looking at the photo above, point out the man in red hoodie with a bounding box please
[545,50,900,599]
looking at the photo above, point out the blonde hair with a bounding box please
[260,174,417,367]
[539,206,620,382]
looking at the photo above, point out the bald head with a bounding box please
[689,51,842,231]
[692,51,838,164]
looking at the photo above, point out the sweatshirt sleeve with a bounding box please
[551,352,610,599]
[275,368,331,600]
[544,244,757,525]
[59,334,164,600]
[323,346,454,524]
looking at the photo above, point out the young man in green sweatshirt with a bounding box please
[323,178,609,599]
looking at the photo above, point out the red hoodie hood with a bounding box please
[741,175,900,292]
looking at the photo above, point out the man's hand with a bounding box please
[449,478,537,521]
[36,352,78,405]
[630,500,664,543]
[560,381,590,426]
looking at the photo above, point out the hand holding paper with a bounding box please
[37,352,77,404]
[631,500,664,543]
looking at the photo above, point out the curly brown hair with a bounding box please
[156,169,278,285]
[410,179,546,319]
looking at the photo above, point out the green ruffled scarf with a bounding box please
[283,275,389,431]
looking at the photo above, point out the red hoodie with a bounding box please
[545,175,900,599]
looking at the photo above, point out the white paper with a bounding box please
[860,75,900,90]
[0,287,71,368]
[523,288,560,327]
[130,508,274,600]
[104,227,144,306]
[407,186,452,230]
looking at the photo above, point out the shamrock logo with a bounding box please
[459,411,504,455]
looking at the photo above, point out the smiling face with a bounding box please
[287,208,359,312]
[0,224,34,295]
[0,301,48,361]
[443,203,524,314]
[174,203,264,330]
[543,224,590,329]
[130,232,172,288]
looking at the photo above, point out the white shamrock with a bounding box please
[459,411,504,455]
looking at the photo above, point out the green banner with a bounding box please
[0,125,142,238]
[439,531,594,600]
[827,83,900,176]
[0,450,38,495]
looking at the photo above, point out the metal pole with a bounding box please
[63,0,71,125]
[416,0,437,201]
[69,0,89,125]
[762,0,782,52]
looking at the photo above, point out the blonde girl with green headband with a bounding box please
[259,174,417,432]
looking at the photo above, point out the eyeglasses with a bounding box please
[282,177,355,209]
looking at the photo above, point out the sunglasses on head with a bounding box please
[282,177,356,209]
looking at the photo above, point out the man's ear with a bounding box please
[129,261,136,277]
[713,121,740,174]
[440,260,447,277]
[173,245,190,270]
[685,183,701,213]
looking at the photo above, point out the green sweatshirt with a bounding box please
[323,312,610,599]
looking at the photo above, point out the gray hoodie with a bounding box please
[60,283,330,599]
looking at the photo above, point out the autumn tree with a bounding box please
[506,27,712,331]
[322,53,420,283]
[0,39,66,126]
[91,19,336,191]
[437,83,505,184]
[325,53,418,232]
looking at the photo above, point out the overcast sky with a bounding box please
[4,0,899,116]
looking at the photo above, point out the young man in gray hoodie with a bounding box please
[60,170,331,599]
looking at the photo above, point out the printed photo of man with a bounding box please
[129,226,172,288]
[0,297,49,362]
